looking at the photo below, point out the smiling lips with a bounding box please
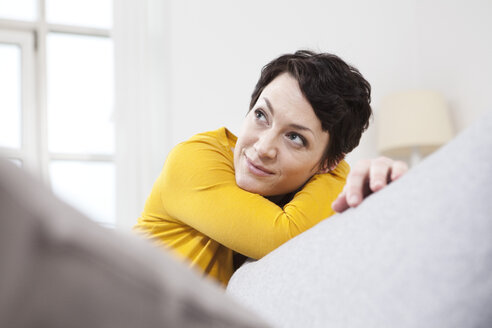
[245,156,274,177]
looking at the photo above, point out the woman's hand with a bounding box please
[331,157,408,213]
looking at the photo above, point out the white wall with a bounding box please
[160,0,492,167]
[415,0,492,132]
[165,0,421,165]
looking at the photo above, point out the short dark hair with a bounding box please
[250,50,372,169]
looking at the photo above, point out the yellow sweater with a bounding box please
[134,127,349,285]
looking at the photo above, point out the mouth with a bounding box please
[245,155,274,177]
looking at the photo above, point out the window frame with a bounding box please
[0,29,36,172]
[1,0,171,230]
[0,1,116,223]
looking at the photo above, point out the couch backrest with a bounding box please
[227,110,492,328]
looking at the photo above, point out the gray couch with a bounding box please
[0,159,268,327]
[227,109,492,328]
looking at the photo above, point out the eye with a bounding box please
[254,109,267,122]
[286,132,307,147]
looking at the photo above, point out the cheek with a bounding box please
[280,154,319,180]
[285,162,313,178]
[233,143,243,173]
[234,134,251,168]
[236,127,256,152]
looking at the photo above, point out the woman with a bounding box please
[134,50,407,286]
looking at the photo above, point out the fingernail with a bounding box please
[349,195,359,205]
[372,181,383,189]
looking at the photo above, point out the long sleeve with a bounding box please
[149,129,348,260]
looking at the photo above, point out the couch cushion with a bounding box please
[227,110,492,328]
[0,160,269,328]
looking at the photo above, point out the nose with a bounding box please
[254,130,278,160]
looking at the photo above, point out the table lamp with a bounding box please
[377,90,454,167]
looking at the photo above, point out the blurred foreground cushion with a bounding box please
[0,159,268,328]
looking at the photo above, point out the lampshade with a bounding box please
[377,90,454,158]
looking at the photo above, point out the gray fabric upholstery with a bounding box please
[0,160,269,328]
[227,110,492,328]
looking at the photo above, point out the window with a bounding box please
[0,0,115,227]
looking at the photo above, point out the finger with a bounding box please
[345,160,371,207]
[332,190,349,213]
[369,157,393,192]
[390,160,409,181]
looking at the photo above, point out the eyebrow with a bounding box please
[262,97,315,136]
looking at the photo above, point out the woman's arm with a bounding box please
[153,132,348,260]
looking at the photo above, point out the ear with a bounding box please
[317,160,338,174]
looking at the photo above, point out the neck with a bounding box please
[265,176,313,207]
[266,192,296,207]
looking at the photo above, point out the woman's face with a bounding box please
[234,73,330,196]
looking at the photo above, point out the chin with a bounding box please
[235,175,270,196]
